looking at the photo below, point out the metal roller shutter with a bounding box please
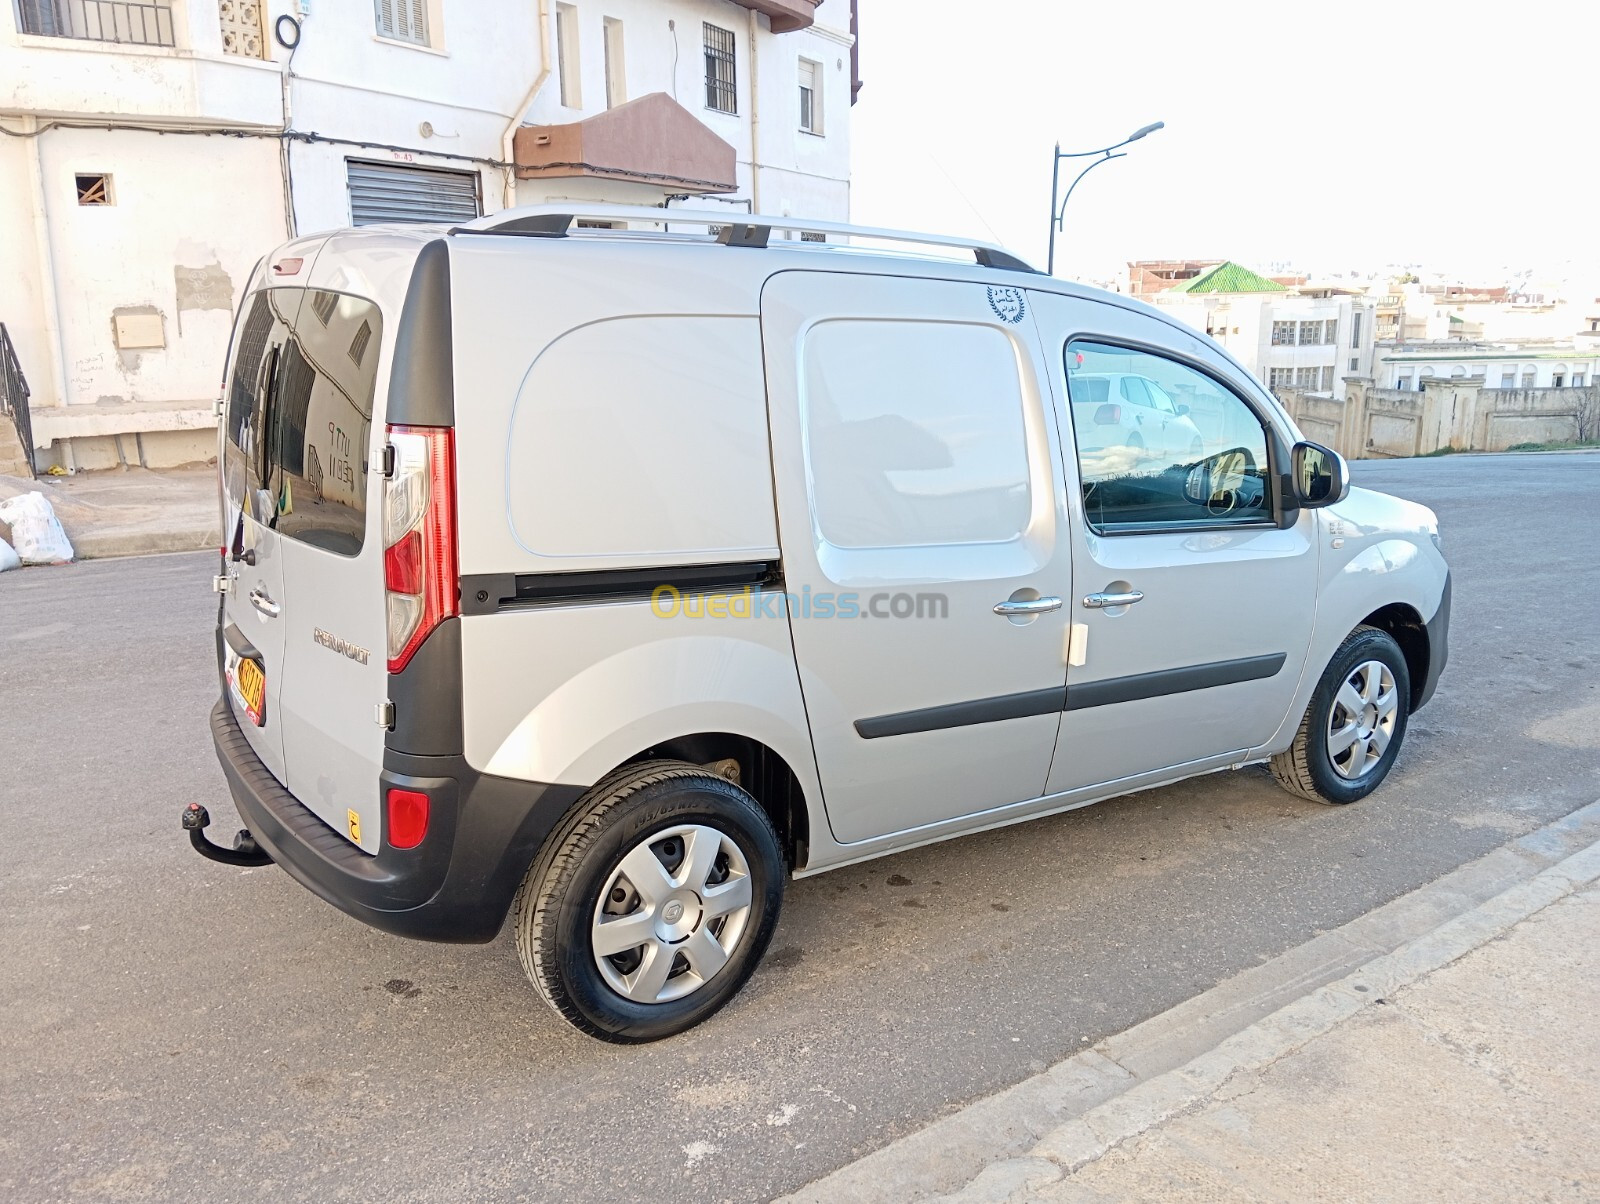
[346,160,481,226]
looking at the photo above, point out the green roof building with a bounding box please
[1167,261,1286,294]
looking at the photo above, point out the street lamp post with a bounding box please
[1047,121,1164,276]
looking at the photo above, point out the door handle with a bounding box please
[248,588,280,619]
[993,596,1064,617]
[1082,590,1145,610]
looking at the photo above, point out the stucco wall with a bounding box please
[1277,381,1595,458]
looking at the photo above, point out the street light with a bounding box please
[1047,121,1164,276]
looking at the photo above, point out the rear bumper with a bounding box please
[210,698,585,943]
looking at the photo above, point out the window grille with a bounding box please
[704,23,737,114]
[17,0,175,47]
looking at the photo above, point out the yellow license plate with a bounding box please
[234,656,266,727]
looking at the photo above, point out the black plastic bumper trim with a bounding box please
[1415,572,1451,712]
[210,698,586,943]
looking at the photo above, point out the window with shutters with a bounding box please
[799,58,822,134]
[603,17,626,109]
[557,4,582,107]
[375,0,430,47]
[346,160,481,226]
[704,23,737,115]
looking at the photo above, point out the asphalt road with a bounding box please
[2,453,1596,1203]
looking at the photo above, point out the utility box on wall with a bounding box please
[113,312,165,350]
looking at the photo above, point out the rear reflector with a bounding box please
[386,788,430,850]
[382,426,458,673]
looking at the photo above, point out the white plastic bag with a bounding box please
[0,536,20,572]
[0,491,74,565]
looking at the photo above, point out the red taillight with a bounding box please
[383,425,458,674]
[386,788,431,850]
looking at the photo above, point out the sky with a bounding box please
[848,1,1597,287]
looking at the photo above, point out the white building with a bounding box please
[1375,343,1599,392]
[1150,262,1378,397]
[1,0,857,470]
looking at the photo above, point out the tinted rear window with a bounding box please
[222,288,382,557]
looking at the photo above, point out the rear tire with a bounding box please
[512,760,784,1043]
[1271,626,1411,805]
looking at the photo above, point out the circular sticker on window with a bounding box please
[987,286,1026,324]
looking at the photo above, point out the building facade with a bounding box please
[1,0,858,470]
[1149,262,1378,397]
[1374,342,1598,392]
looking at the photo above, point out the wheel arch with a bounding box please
[1358,602,1430,710]
[617,733,811,872]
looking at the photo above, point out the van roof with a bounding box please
[278,207,1215,361]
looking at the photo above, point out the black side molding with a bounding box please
[388,238,454,427]
[854,653,1289,739]
[855,686,1067,740]
[460,561,780,615]
[1064,653,1287,711]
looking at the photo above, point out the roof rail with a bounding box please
[451,204,1039,274]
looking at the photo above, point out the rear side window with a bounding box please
[222,288,381,556]
[801,319,1032,549]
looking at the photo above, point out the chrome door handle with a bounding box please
[993,596,1064,616]
[248,588,280,619]
[1082,590,1145,610]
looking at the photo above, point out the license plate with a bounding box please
[228,649,267,727]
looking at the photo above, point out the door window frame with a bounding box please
[1058,333,1297,537]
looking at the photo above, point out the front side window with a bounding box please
[704,23,737,114]
[375,0,429,46]
[803,320,1033,549]
[1066,340,1273,533]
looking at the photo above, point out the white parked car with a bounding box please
[1066,370,1206,465]
[189,206,1450,1043]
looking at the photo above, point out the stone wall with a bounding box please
[1276,380,1596,458]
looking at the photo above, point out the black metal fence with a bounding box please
[0,325,37,478]
[15,0,176,48]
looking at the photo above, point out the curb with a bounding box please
[72,525,220,560]
[778,799,1600,1204]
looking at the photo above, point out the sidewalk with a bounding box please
[785,807,1600,1204]
[0,464,217,560]
[973,880,1599,1203]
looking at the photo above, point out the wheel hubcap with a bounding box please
[1327,659,1399,781]
[591,824,753,1004]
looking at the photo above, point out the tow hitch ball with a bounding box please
[182,803,274,868]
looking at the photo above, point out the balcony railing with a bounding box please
[15,0,176,48]
[0,324,37,479]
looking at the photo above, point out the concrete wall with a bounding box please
[1277,380,1598,459]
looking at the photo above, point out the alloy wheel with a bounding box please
[590,824,754,1004]
[1327,659,1398,780]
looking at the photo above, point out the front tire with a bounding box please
[1271,626,1411,805]
[512,760,784,1042]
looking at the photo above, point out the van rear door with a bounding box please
[269,288,391,854]
[219,288,305,784]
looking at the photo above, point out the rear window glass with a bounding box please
[222,288,381,557]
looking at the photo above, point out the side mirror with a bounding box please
[1174,403,1190,418]
[1093,403,1122,426]
[1291,441,1350,508]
